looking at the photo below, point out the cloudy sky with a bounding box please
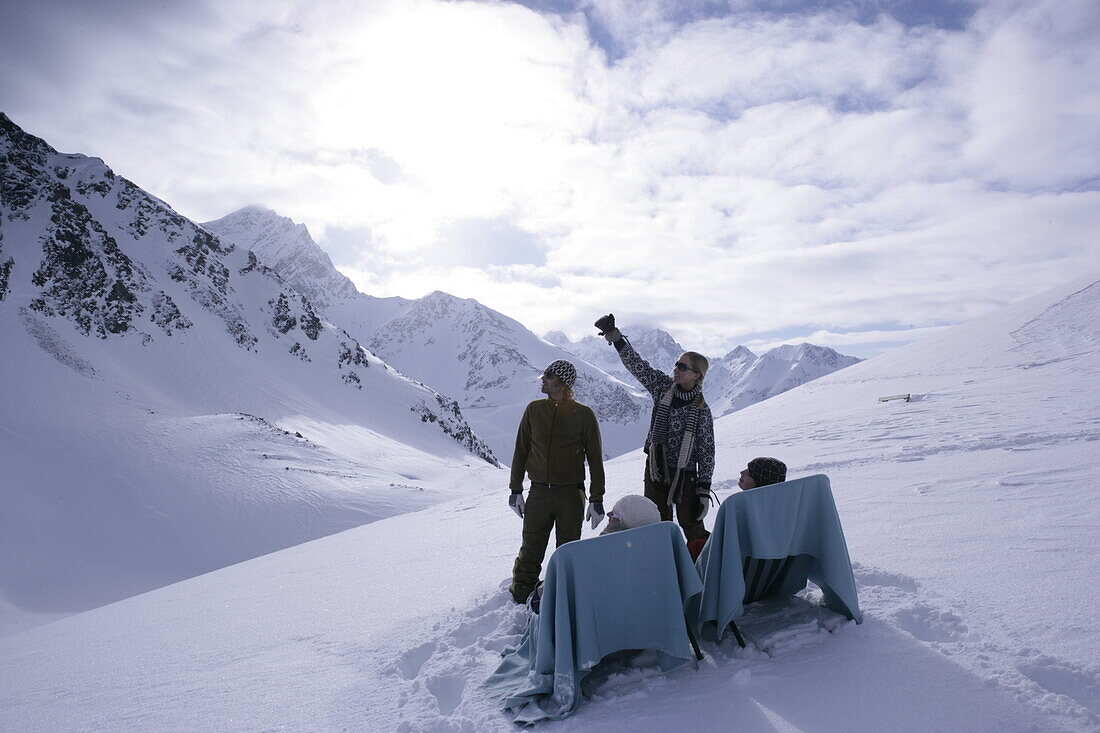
[2,0,1098,357]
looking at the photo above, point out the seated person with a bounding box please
[600,494,662,535]
[738,457,787,490]
[528,495,661,613]
[686,457,789,562]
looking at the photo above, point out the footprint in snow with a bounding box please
[396,641,437,680]
[1017,655,1100,717]
[425,674,467,716]
[851,563,921,593]
[892,602,969,643]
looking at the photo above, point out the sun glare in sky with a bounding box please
[0,0,1097,356]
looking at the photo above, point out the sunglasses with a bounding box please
[673,361,697,373]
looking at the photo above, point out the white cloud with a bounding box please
[2,0,1097,358]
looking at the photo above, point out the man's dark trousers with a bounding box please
[509,483,585,603]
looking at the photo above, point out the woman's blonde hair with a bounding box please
[683,351,709,385]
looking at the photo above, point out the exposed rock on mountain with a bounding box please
[209,209,651,460]
[204,207,413,337]
[1,113,494,464]
[1,113,505,625]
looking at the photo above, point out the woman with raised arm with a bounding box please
[594,314,715,543]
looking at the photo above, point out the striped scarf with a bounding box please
[648,384,703,503]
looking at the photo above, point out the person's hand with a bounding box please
[594,314,620,343]
[695,494,710,521]
[586,500,605,529]
[509,492,525,519]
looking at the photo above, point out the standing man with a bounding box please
[508,359,606,605]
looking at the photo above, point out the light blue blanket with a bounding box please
[690,474,862,640]
[486,521,703,724]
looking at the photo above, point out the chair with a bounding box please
[689,474,862,647]
[487,521,703,724]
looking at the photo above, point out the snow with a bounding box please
[2,274,1098,731]
[0,118,501,634]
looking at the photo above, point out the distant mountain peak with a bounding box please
[544,330,571,346]
[204,207,358,311]
[724,345,756,361]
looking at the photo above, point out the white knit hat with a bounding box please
[605,495,661,532]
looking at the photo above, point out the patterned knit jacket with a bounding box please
[614,336,715,492]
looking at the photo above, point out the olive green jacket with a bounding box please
[509,398,605,500]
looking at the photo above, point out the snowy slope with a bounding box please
[0,114,500,633]
[207,207,652,461]
[2,275,1097,731]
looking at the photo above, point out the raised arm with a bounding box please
[614,335,673,398]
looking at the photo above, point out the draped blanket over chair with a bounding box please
[485,522,703,724]
[689,474,862,642]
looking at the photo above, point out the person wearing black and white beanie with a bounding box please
[594,314,715,543]
[507,359,606,604]
[739,457,787,490]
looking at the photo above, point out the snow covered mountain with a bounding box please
[551,327,861,418]
[707,342,862,416]
[2,274,1096,732]
[207,207,651,461]
[207,207,858,464]
[552,324,687,385]
[203,206,414,337]
[363,290,649,460]
[0,113,498,633]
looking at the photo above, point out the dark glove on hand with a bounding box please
[585,501,605,529]
[594,314,616,336]
[696,494,711,521]
[509,491,525,519]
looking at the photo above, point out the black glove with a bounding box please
[696,494,711,521]
[509,491,525,519]
[594,314,616,336]
[585,500,605,529]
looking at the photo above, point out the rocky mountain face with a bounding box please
[201,202,859,463]
[203,205,358,311]
[209,209,652,461]
[0,113,495,465]
[363,290,648,459]
[203,207,416,338]
[0,113,509,626]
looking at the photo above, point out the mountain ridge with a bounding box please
[0,113,500,630]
